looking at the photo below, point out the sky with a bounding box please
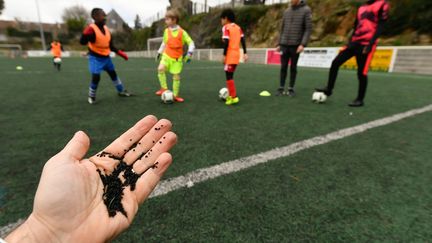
[0,0,170,26]
[0,0,233,26]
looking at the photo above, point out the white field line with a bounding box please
[1,104,432,238]
[150,104,432,197]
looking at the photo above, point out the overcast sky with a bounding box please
[0,0,170,26]
[0,0,232,26]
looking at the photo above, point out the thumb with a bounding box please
[60,131,90,161]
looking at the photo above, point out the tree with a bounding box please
[134,14,142,29]
[62,5,90,34]
[0,0,4,15]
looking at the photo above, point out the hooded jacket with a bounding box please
[279,0,312,47]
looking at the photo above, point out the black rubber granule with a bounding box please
[96,151,159,218]
[97,164,128,218]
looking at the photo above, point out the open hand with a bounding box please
[6,116,177,243]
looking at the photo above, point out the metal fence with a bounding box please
[125,46,432,75]
[20,46,432,75]
[143,9,167,27]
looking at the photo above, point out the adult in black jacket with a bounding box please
[276,0,312,96]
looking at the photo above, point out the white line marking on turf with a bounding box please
[1,104,432,237]
[150,104,432,197]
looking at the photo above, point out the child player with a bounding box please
[47,40,64,71]
[220,9,248,105]
[80,8,131,105]
[156,9,195,103]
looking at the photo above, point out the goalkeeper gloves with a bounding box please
[183,52,193,64]
[117,50,128,61]
[83,26,94,35]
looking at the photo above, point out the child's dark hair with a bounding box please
[220,9,235,22]
[91,8,103,19]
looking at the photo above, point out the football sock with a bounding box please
[89,74,100,98]
[107,70,124,92]
[226,79,237,98]
[173,78,180,97]
[112,78,124,92]
[158,72,168,89]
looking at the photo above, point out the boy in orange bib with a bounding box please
[220,9,248,105]
[47,40,64,71]
[80,8,131,104]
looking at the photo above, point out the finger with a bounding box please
[123,119,172,165]
[132,132,177,174]
[60,131,90,161]
[134,152,173,204]
[90,115,158,172]
[98,115,158,158]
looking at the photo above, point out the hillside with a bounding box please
[1,0,430,51]
[147,0,431,49]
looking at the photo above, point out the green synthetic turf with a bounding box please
[0,57,431,241]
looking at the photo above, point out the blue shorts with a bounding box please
[88,55,115,74]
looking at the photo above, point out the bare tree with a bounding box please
[0,0,4,15]
[62,5,90,34]
[62,5,90,23]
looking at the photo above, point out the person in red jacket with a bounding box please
[316,0,390,107]
[80,8,132,104]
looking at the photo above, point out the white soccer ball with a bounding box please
[161,90,174,104]
[54,57,62,63]
[312,91,327,103]
[219,87,229,100]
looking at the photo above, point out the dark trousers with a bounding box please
[279,45,300,89]
[327,42,376,101]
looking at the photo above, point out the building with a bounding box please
[0,20,65,42]
[106,9,128,33]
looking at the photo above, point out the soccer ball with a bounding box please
[161,90,174,104]
[54,57,62,63]
[312,91,327,103]
[219,87,229,100]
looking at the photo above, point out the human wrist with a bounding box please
[6,214,63,243]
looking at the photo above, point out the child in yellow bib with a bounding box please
[156,9,195,103]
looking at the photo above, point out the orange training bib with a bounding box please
[88,24,111,56]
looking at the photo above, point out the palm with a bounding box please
[29,116,176,242]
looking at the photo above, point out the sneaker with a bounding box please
[118,90,132,97]
[174,96,184,103]
[315,87,332,96]
[225,96,240,105]
[88,96,96,104]
[275,87,284,96]
[348,100,364,107]
[286,88,296,97]
[155,88,167,96]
